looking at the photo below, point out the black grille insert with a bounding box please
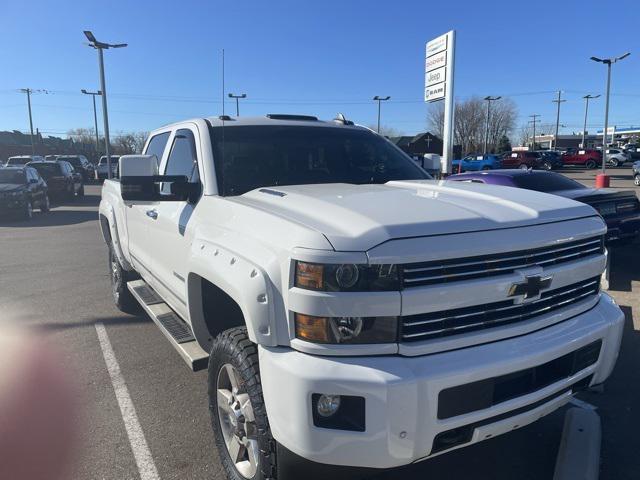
[402,236,604,288]
[401,277,600,342]
[437,340,601,419]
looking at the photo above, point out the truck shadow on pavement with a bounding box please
[34,314,150,332]
[609,242,639,292]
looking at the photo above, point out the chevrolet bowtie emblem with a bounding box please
[508,274,553,302]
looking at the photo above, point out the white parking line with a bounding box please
[95,322,160,480]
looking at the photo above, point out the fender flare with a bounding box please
[99,204,134,272]
[187,239,278,349]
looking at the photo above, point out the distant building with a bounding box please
[0,130,98,162]
[389,132,461,158]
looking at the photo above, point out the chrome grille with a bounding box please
[401,277,600,342]
[402,236,603,288]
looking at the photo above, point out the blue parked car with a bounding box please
[452,154,502,173]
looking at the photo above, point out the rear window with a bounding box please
[6,157,28,165]
[525,152,541,158]
[512,173,586,192]
[58,156,82,167]
[0,170,26,183]
[30,163,62,178]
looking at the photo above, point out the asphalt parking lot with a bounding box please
[0,167,638,480]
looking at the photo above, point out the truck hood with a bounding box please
[233,181,598,251]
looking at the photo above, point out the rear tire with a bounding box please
[519,164,529,170]
[481,166,491,170]
[40,195,50,213]
[209,328,278,480]
[634,174,640,186]
[585,160,597,169]
[109,244,139,314]
[77,185,85,198]
[542,161,553,171]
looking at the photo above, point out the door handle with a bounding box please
[146,209,158,220]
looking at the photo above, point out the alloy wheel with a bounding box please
[216,363,259,479]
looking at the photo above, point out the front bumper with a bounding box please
[0,198,27,215]
[260,293,624,469]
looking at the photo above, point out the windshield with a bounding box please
[0,170,26,184]
[6,157,29,165]
[30,163,61,178]
[59,157,82,167]
[99,156,120,165]
[210,125,430,196]
[512,172,586,192]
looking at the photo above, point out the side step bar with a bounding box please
[127,279,209,371]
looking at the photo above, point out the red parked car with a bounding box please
[561,149,602,169]
[501,151,544,169]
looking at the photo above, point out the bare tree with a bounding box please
[427,96,518,154]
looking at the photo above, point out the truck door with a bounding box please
[146,126,202,318]
[126,131,171,282]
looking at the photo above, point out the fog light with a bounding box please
[316,394,341,417]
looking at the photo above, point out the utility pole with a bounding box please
[373,96,390,134]
[591,52,630,179]
[228,93,246,116]
[483,96,501,155]
[551,90,566,150]
[581,94,600,148]
[84,31,127,179]
[19,88,48,155]
[81,89,102,155]
[529,114,540,150]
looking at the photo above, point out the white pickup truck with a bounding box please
[99,114,624,480]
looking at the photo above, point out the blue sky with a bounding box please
[1,0,639,138]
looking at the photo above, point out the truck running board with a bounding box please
[127,279,209,371]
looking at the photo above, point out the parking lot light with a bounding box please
[81,89,102,156]
[590,53,631,181]
[84,31,127,179]
[373,96,391,134]
[483,96,501,155]
[581,95,600,148]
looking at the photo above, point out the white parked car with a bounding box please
[606,148,631,167]
[5,155,45,167]
[95,155,120,180]
[99,114,624,479]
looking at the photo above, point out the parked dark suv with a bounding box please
[0,167,50,219]
[54,155,95,183]
[28,160,84,199]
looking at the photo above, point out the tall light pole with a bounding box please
[373,96,390,134]
[228,93,246,116]
[581,94,600,148]
[529,114,540,150]
[81,89,102,156]
[84,30,127,179]
[483,96,501,155]
[591,52,630,178]
[552,90,566,150]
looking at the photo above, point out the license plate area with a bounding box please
[597,203,616,216]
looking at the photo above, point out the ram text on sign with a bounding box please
[426,50,447,72]
[426,33,447,57]
[425,82,446,102]
[426,66,446,87]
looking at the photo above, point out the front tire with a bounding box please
[542,161,553,171]
[109,245,139,313]
[209,328,277,480]
[40,195,50,213]
[585,160,597,169]
[519,163,529,170]
[77,184,85,198]
[634,174,640,186]
[23,200,33,220]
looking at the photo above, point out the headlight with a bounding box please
[295,261,401,291]
[294,313,398,344]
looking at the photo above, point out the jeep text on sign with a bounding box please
[425,82,446,102]
[426,51,447,72]
[426,66,446,87]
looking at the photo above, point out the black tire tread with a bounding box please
[209,327,278,480]
[109,244,140,314]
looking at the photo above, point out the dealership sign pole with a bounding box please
[425,30,455,175]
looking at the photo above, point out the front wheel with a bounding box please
[77,184,85,198]
[585,160,597,169]
[519,163,529,170]
[542,161,553,171]
[209,328,277,480]
[23,200,33,220]
[481,165,491,170]
[40,195,50,213]
[634,174,640,186]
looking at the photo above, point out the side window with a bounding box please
[144,132,171,164]
[26,169,34,182]
[161,129,199,194]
